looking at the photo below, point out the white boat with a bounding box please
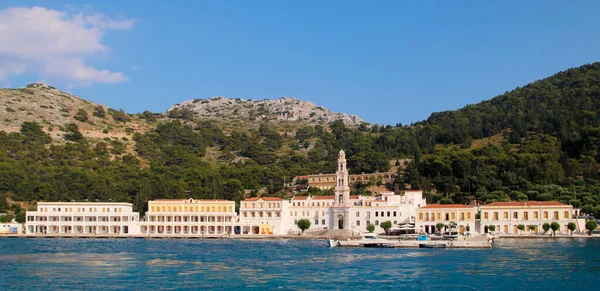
[333,233,396,248]
[327,238,339,247]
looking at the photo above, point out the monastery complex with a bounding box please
[21,150,587,237]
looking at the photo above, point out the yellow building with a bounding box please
[415,204,476,234]
[479,201,582,235]
[141,198,237,236]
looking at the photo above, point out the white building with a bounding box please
[25,202,140,235]
[240,150,427,235]
[238,197,285,235]
[479,201,583,235]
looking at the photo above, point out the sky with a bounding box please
[0,1,599,126]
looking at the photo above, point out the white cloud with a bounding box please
[0,6,132,85]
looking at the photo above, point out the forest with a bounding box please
[1,62,599,220]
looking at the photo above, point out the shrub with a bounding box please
[367,224,375,233]
[74,109,89,122]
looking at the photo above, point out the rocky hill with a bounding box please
[0,83,151,146]
[168,97,365,126]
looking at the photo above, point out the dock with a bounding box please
[335,235,493,249]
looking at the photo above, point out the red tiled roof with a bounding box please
[483,201,567,207]
[291,196,309,200]
[420,204,473,209]
[152,199,231,202]
[244,197,283,201]
[312,196,334,200]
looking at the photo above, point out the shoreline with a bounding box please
[1,233,598,240]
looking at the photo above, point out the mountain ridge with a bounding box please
[168,96,364,126]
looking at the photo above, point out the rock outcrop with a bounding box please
[167,97,365,126]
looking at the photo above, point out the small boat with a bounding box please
[327,238,339,248]
[336,233,396,248]
[419,243,447,248]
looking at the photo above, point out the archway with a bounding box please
[338,214,344,229]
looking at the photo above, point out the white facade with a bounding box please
[25,202,140,235]
[479,201,583,235]
[238,197,285,235]
[245,150,427,235]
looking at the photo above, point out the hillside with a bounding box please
[1,63,600,219]
[0,83,154,154]
[168,96,364,126]
[417,62,600,159]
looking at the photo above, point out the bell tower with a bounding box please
[334,149,350,207]
[332,149,351,230]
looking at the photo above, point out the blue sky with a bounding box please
[1,1,599,125]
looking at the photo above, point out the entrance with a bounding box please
[338,214,344,229]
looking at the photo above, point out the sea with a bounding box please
[0,237,599,290]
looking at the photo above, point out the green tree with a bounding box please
[366,224,375,233]
[529,225,537,235]
[380,221,392,234]
[0,214,14,223]
[517,224,525,234]
[586,220,598,235]
[542,223,551,234]
[436,222,445,233]
[15,212,25,223]
[296,219,311,233]
[64,123,84,142]
[550,222,560,235]
[488,225,496,233]
[567,222,577,235]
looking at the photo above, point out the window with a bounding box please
[503,212,508,220]
[356,211,360,217]
[375,212,379,217]
[356,220,360,226]
[445,213,449,221]
[534,212,539,219]
[524,212,529,220]
[387,211,390,217]
[493,212,498,220]
[513,212,518,219]
[553,212,559,220]
[375,220,379,225]
[315,219,319,225]
[460,213,465,221]
[467,212,471,219]
[543,212,548,219]
[564,211,569,219]
[321,219,325,225]
[393,211,397,217]
[419,213,423,220]
[367,212,371,219]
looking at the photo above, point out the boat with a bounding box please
[442,230,459,240]
[417,234,429,241]
[327,238,340,248]
[334,233,396,248]
[419,243,447,248]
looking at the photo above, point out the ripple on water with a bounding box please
[1,238,600,290]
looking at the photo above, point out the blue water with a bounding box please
[1,238,599,290]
